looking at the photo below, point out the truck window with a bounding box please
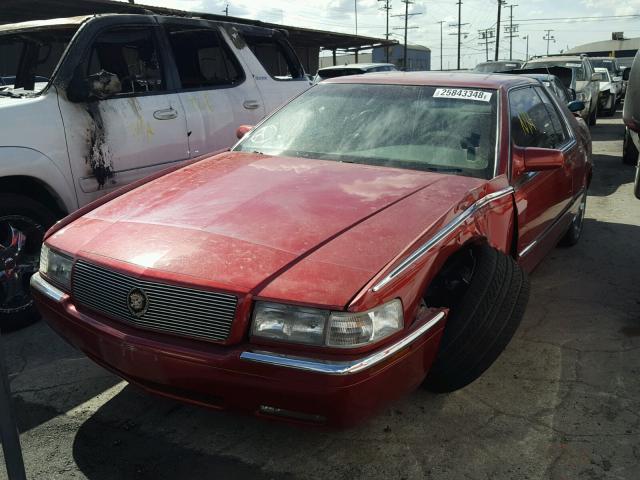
[0,27,76,91]
[164,26,243,89]
[242,34,302,80]
[87,27,165,94]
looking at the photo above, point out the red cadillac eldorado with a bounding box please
[31,73,592,427]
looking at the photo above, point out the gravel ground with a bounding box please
[1,109,639,480]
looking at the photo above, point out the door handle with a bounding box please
[243,100,261,110]
[153,108,178,120]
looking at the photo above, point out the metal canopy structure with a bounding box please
[1,0,395,51]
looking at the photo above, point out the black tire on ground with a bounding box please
[424,244,530,393]
[559,192,587,247]
[588,101,597,126]
[623,127,639,165]
[0,194,58,331]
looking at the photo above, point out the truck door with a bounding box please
[58,25,189,206]
[232,27,311,112]
[160,22,266,158]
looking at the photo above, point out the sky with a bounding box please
[122,0,640,69]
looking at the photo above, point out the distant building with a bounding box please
[373,44,431,71]
[319,43,431,71]
[567,33,640,67]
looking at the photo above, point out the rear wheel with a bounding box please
[559,192,586,247]
[424,244,530,393]
[0,195,57,331]
[588,101,598,126]
[623,127,639,165]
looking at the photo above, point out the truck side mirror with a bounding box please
[67,69,121,102]
[623,68,631,81]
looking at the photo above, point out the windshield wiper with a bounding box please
[425,166,464,173]
[0,89,23,98]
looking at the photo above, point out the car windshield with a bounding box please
[234,83,499,179]
[317,68,365,80]
[527,60,586,81]
[0,27,77,95]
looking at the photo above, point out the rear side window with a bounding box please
[510,87,567,149]
[87,27,165,94]
[242,34,302,80]
[165,25,243,89]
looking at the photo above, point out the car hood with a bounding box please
[49,152,486,307]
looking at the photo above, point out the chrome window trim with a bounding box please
[30,272,66,303]
[240,310,446,375]
[371,186,515,293]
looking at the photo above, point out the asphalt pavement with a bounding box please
[1,109,639,480]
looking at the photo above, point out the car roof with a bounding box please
[318,63,395,71]
[527,56,585,63]
[324,71,535,89]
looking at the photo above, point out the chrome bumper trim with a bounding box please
[240,311,446,375]
[30,272,66,303]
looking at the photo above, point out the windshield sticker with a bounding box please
[566,63,582,68]
[433,88,492,102]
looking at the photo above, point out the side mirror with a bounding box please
[623,69,631,81]
[236,124,253,139]
[568,87,577,101]
[591,72,605,82]
[513,145,565,174]
[567,100,585,113]
[613,76,623,82]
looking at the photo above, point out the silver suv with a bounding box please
[524,54,600,127]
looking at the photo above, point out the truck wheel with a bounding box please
[0,194,58,331]
[424,244,530,393]
[606,93,617,116]
[623,127,639,165]
[588,101,597,126]
[559,192,586,247]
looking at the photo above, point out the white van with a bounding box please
[0,14,311,328]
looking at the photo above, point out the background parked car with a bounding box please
[524,54,600,126]
[473,60,524,73]
[594,67,621,116]
[314,63,397,83]
[0,13,311,329]
[590,57,625,97]
[622,50,640,198]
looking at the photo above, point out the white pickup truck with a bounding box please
[0,14,312,328]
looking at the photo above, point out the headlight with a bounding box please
[251,299,403,348]
[39,244,73,290]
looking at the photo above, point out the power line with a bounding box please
[448,0,469,70]
[478,28,495,62]
[517,14,640,22]
[378,0,392,62]
[495,0,506,61]
[505,4,519,60]
[543,29,556,55]
[436,20,446,70]
[223,2,229,16]
[391,0,423,70]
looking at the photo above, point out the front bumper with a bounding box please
[31,273,446,427]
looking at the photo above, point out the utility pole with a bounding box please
[495,0,506,61]
[543,29,556,55]
[505,4,519,59]
[391,1,422,70]
[478,28,496,62]
[223,3,229,16]
[436,20,445,70]
[355,0,358,35]
[448,1,468,70]
[522,34,529,60]
[378,0,392,62]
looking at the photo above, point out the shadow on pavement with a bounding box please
[587,153,635,197]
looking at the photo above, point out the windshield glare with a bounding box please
[234,83,498,179]
[0,27,76,93]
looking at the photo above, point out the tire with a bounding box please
[623,127,639,165]
[0,194,58,331]
[606,93,616,116]
[559,192,586,247]
[588,101,597,126]
[424,244,530,393]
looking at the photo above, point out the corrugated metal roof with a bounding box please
[567,37,640,55]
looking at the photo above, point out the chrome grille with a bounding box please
[72,260,238,342]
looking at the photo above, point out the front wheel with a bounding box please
[588,101,598,126]
[0,194,58,331]
[424,244,530,393]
